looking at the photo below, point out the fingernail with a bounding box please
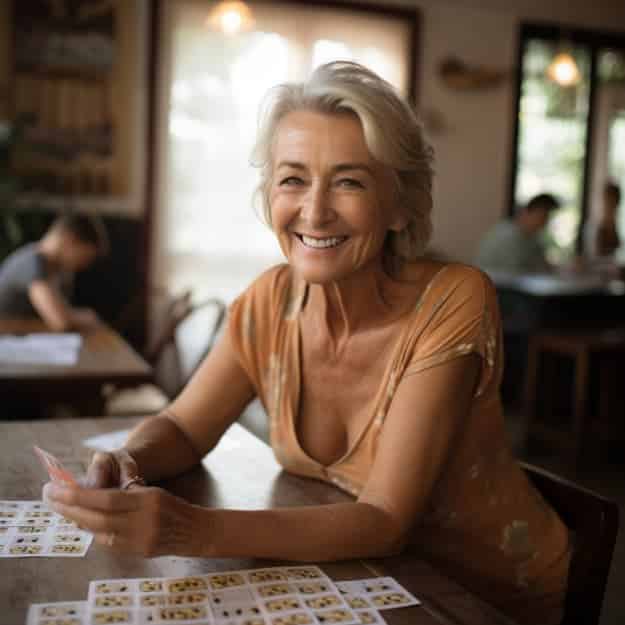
[42,482,56,503]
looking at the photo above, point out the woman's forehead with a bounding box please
[272,110,373,164]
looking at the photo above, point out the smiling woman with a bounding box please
[45,62,571,625]
[267,111,406,284]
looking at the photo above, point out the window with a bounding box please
[152,1,418,301]
[510,24,625,263]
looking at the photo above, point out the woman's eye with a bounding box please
[279,176,304,186]
[337,178,365,189]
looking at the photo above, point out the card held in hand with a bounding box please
[33,446,78,486]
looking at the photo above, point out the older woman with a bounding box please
[45,62,570,625]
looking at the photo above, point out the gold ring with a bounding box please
[121,475,146,490]
[106,532,116,547]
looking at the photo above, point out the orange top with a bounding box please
[229,261,570,625]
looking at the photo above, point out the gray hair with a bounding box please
[251,61,434,271]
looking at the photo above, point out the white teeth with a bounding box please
[300,235,346,249]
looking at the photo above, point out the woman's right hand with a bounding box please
[83,449,141,489]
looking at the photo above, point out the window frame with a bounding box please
[508,21,625,254]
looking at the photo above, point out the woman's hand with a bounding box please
[82,449,141,489]
[43,482,209,557]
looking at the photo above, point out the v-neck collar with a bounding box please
[283,263,447,469]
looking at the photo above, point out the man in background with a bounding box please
[585,181,621,259]
[475,193,560,273]
[0,213,108,330]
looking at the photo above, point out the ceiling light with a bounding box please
[206,1,255,35]
[546,51,581,87]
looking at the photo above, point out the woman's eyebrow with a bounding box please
[276,161,374,175]
[276,161,306,171]
[332,163,374,176]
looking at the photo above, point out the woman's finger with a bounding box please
[116,450,141,485]
[48,500,119,534]
[45,483,140,513]
[84,452,118,488]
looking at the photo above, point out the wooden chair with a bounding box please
[523,327,625,467]
[105,293,226,415]
[521,462,619,625]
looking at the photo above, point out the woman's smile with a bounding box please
[294,233,350,250]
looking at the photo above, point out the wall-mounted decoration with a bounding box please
[10,0,118,196]
[438,56,507,91]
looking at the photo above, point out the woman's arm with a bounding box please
[86,328,257,487]
[203,353,481,560]
[48,353,479,558]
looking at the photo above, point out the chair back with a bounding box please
[521,462,619,625]
[175,297,226,389]
[146,292,225,398]
[145,290,194,365]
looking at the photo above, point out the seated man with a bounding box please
[475,193,560,273]
[0,213,108,330]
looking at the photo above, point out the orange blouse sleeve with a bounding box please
[403,266,502,397]
[227,264,290,400]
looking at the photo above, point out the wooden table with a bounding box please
[0,418,516,625]
[488,271,625,332]
[0,320,152,415]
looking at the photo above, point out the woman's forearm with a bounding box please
[189,502,405,561]
[123,414,204,482]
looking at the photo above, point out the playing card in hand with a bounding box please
[33,446,78,486]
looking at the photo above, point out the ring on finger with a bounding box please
[121,475,146,490]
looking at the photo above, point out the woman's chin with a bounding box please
[290,261,350,285]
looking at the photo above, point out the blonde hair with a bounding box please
[251,61,434,271]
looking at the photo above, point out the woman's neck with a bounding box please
[303,261,408,357]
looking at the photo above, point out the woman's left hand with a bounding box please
[43,482,205,557]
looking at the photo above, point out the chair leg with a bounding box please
[570,348,590,470]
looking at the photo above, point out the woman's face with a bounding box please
[269,110,405,284]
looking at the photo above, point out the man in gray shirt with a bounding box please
[0,213,108,329]
[475,193,560,273]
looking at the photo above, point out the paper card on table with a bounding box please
[335,578,420,611]
[0,501,92,557]
[34,445,78,486]
[27,600,86,625]
[0,332,82,365]
[269,612,314,625]
[85,569,358,625]
[87,576,210,625]
[255,583,298,598]
[0,524,93,558]
[353,609,388,625]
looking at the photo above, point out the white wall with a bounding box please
[369,0,625,262]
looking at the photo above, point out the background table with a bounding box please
[0,417,515,625]
[0,320,152,415]
[488,272,625,332]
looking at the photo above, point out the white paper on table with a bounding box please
[0,333,82,365]
[83,429,131,452]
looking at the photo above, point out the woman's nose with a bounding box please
[299,184,335,226]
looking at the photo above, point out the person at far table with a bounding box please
[0,212,108,330]
[475,193,560,273]
[44,62,571,625]
[584,181,621,260]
